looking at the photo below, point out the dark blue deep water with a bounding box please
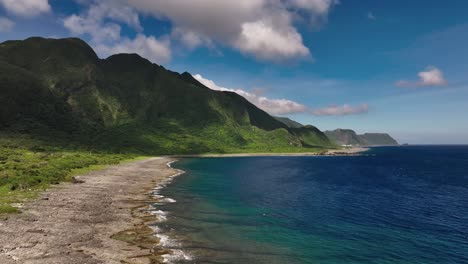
[158,146,468,263]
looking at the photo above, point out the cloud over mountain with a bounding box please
[125,0,337,61]
[0,0,50,17]
[193,74,307,115]
[0,16,14,32]
[63,0,171,64]
[194,74,369,117]
[61,0,337,63]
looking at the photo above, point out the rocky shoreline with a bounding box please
[0,157,178,264]
[172,147,370,158]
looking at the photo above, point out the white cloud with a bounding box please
[288,0,337,14]
[396,66,448,88]
[311,104,369,116]
[64,1,142,43]
[63,0,171,64]
[235,19,310,61]
[418,66,447,86]
[0,16,14,32]
[64,14,121,43]
[194,74,370,116]
[367,12,376,20]
[171,27,213,49]
[126,0,336,61]
[0,0,50,17]
[95,34,171,64]
[193,74,307,115]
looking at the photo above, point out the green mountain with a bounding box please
[325,129,398,146]
[325,129,364,146]
[0,37,332,154]
[274,116,304,128]
[359,133,399,146]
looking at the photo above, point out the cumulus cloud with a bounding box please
[171,27,213,50]
[63,0,171,64]
[311,104,369,116]
[126,0,336,61]
[0,16,14,32]
[64,1,142,43]
[193,74,307,115]
[235,19,309,61]
[95,34,171,64]
[64,14,121,43]
[396,66,448,88]
[0,0,50,17]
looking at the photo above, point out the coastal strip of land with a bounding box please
[0,147,369,264]
[172,147,369,158]
[0,157,177,264]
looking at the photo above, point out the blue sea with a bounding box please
[153,146,468,263]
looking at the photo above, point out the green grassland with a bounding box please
[0,132,135,214]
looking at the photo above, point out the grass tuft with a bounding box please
[0,204,20,214]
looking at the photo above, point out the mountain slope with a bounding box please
[359,133,398,146]
[0,37,332,154]
[274,116,304,128]
[325,129,365,146]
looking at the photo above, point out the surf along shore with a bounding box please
[0,147,368,264]
[0,157,183,264]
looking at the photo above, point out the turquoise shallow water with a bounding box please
[154,146,468,263]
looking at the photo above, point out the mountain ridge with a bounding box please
[0,37,332,154]
[325,129,398,146]
[274,116,304,128]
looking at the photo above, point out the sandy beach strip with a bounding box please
[0,157,179,264]
[171,147,370,158]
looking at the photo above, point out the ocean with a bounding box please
[151,146,468,263]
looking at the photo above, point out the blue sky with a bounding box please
[1,0,467,144]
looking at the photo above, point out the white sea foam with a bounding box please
[150,225,162,233]
[156,234,179,247]
[147,160,191,263]
[162,198,176,203]
[150,209,168,222]
[166,161,186,178]
[162,249,192,263]
[153,222,193,263]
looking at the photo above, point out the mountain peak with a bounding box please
[0,37,99,69]
[105,53,153,65]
